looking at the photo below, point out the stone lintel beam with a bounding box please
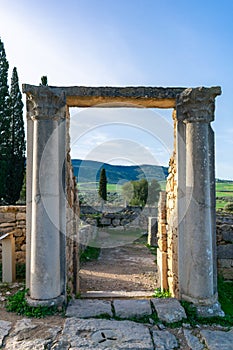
[176,86,221,123]
[23,84,186,108]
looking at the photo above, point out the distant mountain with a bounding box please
[71,159,168,184]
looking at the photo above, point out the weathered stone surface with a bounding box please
[59,317,153,349]
[196,301,225,318]
[183,329,204,350]
[217,244,233,259]
[114,299,152,318]
[222,229,233,243]
[66,299,113,318]
[151,298,186,323]
[152,330,178,349]
[6,318,61,349]
[0,320,12,347]
[23,84,186,108]
[200,329,233,350]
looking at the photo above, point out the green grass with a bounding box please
[6,288,63,318]
[218,276,233,316]
[80,246,101,263]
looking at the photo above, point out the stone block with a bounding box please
[151,298,186,323]
[222,229,233,243]
[152,330,178,349]
[60,318,153,349]
[217,259,233,268]
[200,329,233,349]
[66,299,112,318]
[158,238,167,252]
[100,218,111,226]
[157,249,168,290]
[217,244,233,259]
[0,212,15,223]
[16,212,26,221]
[114,299,152,318]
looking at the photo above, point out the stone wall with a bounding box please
[157,112,179,298]
[216,213,233,280]
[0,206,26,264]
[166,152,178,297]
[80,205,157,229]
[66,109,80,295]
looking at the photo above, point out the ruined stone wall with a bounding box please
[166,152,178,297]
[0,206,26,264]
[80,205,157,229]
[66,109,79,295]
[157,111,179,297]
[216,213,233,280]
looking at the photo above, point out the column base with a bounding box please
[181,293,225,317]
[26,294,66,308]
[195,301,225,318]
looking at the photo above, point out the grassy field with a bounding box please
[77,180,233,211]
[216,181,233,211]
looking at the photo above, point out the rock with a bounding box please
[151,298,186,323]
[183,329,204,350]
[152,330,178,349]
[66,299,113,318]
[0,320,12,347]
[60,317,153,349]
[114,299,152,318]
[6,318,61,349]
[201,329,233,350]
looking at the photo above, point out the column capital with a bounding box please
[176,86,221,123]
[24,86,66,121]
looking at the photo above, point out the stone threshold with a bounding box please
[81,290,154,299]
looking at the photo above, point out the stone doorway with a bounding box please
[23,85,222,313]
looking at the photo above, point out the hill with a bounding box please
[71,159,168,184]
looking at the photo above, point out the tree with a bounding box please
[40,75,48,86]
[122,181,134,205]
[5,67,25,204]
[147,179,161,206]
[131,178,148,206]
[98,168,107,201]
[0,38,11,201]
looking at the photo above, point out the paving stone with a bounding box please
[151,298,186,323]
[66,299,113,318]
[183,329,204,350]
[200,329,233,350]
[114,299,152,318]
[0,320,12,347]
[60,317,154,349]
[152,330,178,350]
[5,318,61,349]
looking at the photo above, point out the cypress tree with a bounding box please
[98,168,107,201]
[5,67,25,204]
[0,38,11,202]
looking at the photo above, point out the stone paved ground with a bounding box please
[1,298,233,349]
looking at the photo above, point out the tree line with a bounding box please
[0,38,25,204]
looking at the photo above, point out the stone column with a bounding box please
[24,86,66,304]
[176,87,222,312]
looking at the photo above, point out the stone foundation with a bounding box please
[216,213,233,280]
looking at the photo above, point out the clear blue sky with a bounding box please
[1,0,233,179]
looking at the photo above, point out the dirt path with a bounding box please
[79,240,160,293]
